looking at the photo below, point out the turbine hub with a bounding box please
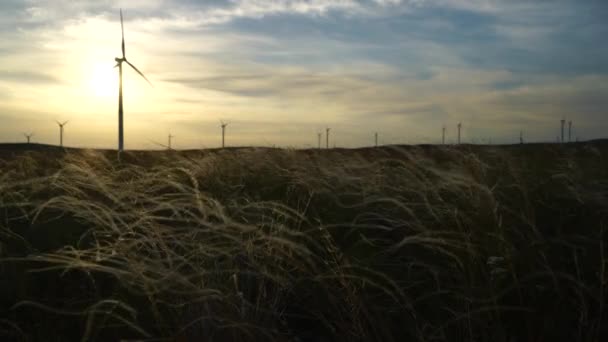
[115,57,124,63]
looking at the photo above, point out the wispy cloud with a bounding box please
[0,70,60,84]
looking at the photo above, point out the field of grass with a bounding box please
[0,142,607,341]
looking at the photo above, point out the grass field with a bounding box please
[0,141,607,341]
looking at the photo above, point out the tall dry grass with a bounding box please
[0,143,607,341]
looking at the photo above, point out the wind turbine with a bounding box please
[168,133,174,150]
[560,119,565,143]
[221,120,229,148]
[56,121,68,147]
[457,122,462,145]
[520,131,524,144]
[23,132,34,144]
[326,127,331,149]
[114,9,152,152]
[442,125,446,145]
[317,132,322,149]
[568,121,572,143]
[374,132,378,147]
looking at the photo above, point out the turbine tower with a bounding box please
[23,132,34,144]
[568,121,572,143]
[560,119,565,143]
[56,121,68,147]
[168,133,174,150]
[375,132,378,147]
[457,122,462,145]
[115,9,152,152]
[317,132,322,149]
[221,121,229,148]
[326,127,331,149]
[442,125,446,145]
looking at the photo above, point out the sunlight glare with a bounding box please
[89,63,117,98]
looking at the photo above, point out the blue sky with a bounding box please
[0,0,607,148]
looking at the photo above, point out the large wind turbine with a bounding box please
[115,9,152,152]
[56,121,68,147]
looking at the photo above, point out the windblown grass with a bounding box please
[0,142,607,341]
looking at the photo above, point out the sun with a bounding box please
[88,63,117,98]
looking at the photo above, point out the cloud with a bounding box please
[163,69,369,98]
[487,76,608,117]
[0,70,61,84]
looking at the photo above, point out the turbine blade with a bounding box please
[126,60,152,86]
[62,121,69,126]
[120,9,125,58]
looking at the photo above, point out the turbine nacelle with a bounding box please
[114,57,128,69]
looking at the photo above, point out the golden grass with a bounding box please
[0,142,607,341]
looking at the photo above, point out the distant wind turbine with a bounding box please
[520,131,524,144]
[56,121,68,147]
[168,133,174,150]
[568,121,572,143]
[114,9,152,152]
[221,120,229,148]
[374,132,378,147]
[442,125,446,145]
[23,132,34,144]
[317,132,322,149]
[560,119,565,143]
[457,122,462,145]
[326,127,331,149]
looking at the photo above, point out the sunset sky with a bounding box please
[0,0,607,149]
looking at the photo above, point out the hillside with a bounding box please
[0,142,607,341]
